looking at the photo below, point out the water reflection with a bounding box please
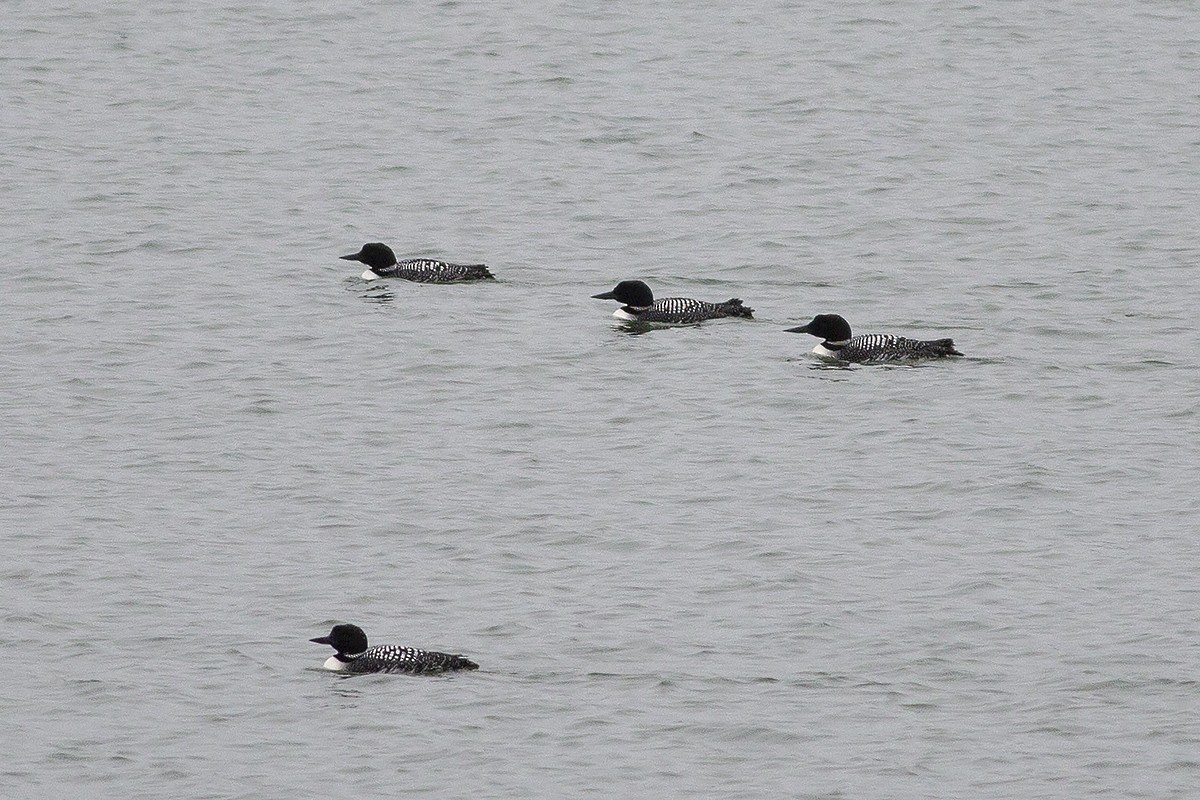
[343,278,394,305]
[611,321,701,337]
[804,360,856,372]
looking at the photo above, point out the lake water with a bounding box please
[3,1,1198,798]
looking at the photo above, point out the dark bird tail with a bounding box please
[449,655,480,671]
[719,299,754,319]
[411,652,480,674]
[466,264,495,281]
[923,338,962,357]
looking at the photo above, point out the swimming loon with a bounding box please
[591,280,753,324]
[786,313,963,362]
[310,623,479,675]
[341,242,494,283]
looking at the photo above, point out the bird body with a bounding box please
[592,280,753,324]
[786,314,962,362]
[311,624,478,675]
[341,242,494,283]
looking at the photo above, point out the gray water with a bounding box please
[3,1,1199,797]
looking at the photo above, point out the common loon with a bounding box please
[310,623,479,675]
[786,313,963,362]
[591,280,753,324]
[341,242,494,283]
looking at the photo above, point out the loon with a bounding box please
[591,280,753,324]
[786,313,963,362]
[341,242,494,283]
[310,623,479,675]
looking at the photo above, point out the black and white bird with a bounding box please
[341,242,494,283]
[591,280,753,324]
[310,623,479,675]
[786,313,963,363]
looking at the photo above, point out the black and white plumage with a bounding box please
[591,280,753,324]
[341,242,494,283]
[310,623,479,675]
[785,313,963,363]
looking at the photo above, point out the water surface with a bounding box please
[3,1,1198,798]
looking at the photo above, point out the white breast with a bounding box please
[322,656,347,672]
[612,308,638,320]
[812,343,841,359]
[360,270,379,281]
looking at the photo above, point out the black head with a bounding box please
[784,314,853,342]
[591,279,654,307]
[310,623,369,655]
[340,243,397,271]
